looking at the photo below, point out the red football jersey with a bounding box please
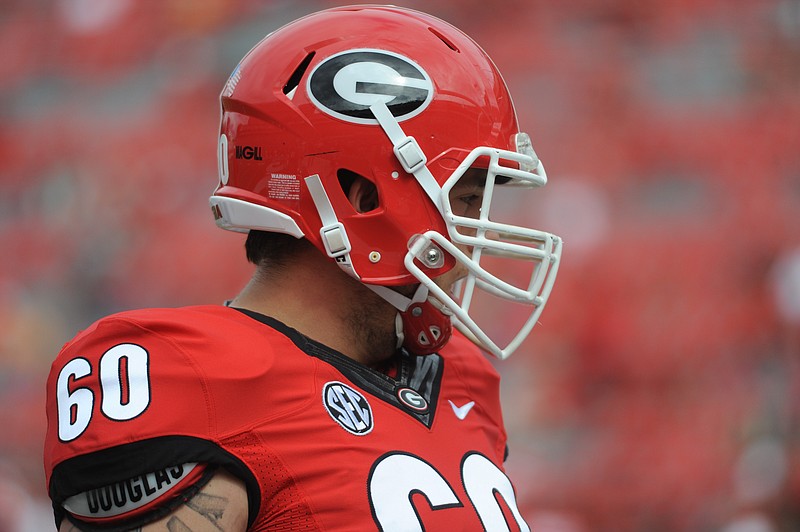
[44,305,530,531]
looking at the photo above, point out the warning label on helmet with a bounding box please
[268,174,300,201]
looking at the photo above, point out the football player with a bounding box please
[44,5,562,530]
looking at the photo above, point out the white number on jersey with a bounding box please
[369,451,530,532]
[56,343,151,442]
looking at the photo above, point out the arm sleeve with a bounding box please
[43,313,260,529]
[58,463,216,531]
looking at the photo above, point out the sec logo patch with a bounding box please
[323,381,374,435]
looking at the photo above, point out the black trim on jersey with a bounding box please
[49,435,260,530]
[235,308,445,428]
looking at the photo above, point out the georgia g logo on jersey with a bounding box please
[307,49,434,124]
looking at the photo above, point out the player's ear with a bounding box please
[345,173,379,213]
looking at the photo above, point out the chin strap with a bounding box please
[305,174,353,262]
[305,105,457,356]
[366,101,455,355]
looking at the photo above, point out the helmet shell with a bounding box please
[213,5,520,285]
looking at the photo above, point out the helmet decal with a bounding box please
[307,49,434,125]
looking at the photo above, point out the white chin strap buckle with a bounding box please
[305,174,352,259]
[370,102,443,212]
[394,136,427,173]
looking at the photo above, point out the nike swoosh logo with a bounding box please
[449,400,476,420]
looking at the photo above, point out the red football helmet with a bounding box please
[211,5,562,358]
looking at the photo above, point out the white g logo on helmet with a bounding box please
[307,49,434,124]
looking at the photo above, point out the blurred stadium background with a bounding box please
[1,0,798,530]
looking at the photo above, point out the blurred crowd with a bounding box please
[1,0,798,530]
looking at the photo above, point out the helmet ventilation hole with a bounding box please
[283,51,316,95]
[338,169,380,213]
[428,27,459,52]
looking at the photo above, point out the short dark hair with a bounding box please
[245,230,305,271]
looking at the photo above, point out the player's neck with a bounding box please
[230,251,398,368]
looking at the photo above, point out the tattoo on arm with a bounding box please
[166,517,192,532]
[187,491,227,528]
[165,491,230,531]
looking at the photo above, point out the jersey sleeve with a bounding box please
[43,309,262,528]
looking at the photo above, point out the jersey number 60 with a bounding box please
[56,343,151,442]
